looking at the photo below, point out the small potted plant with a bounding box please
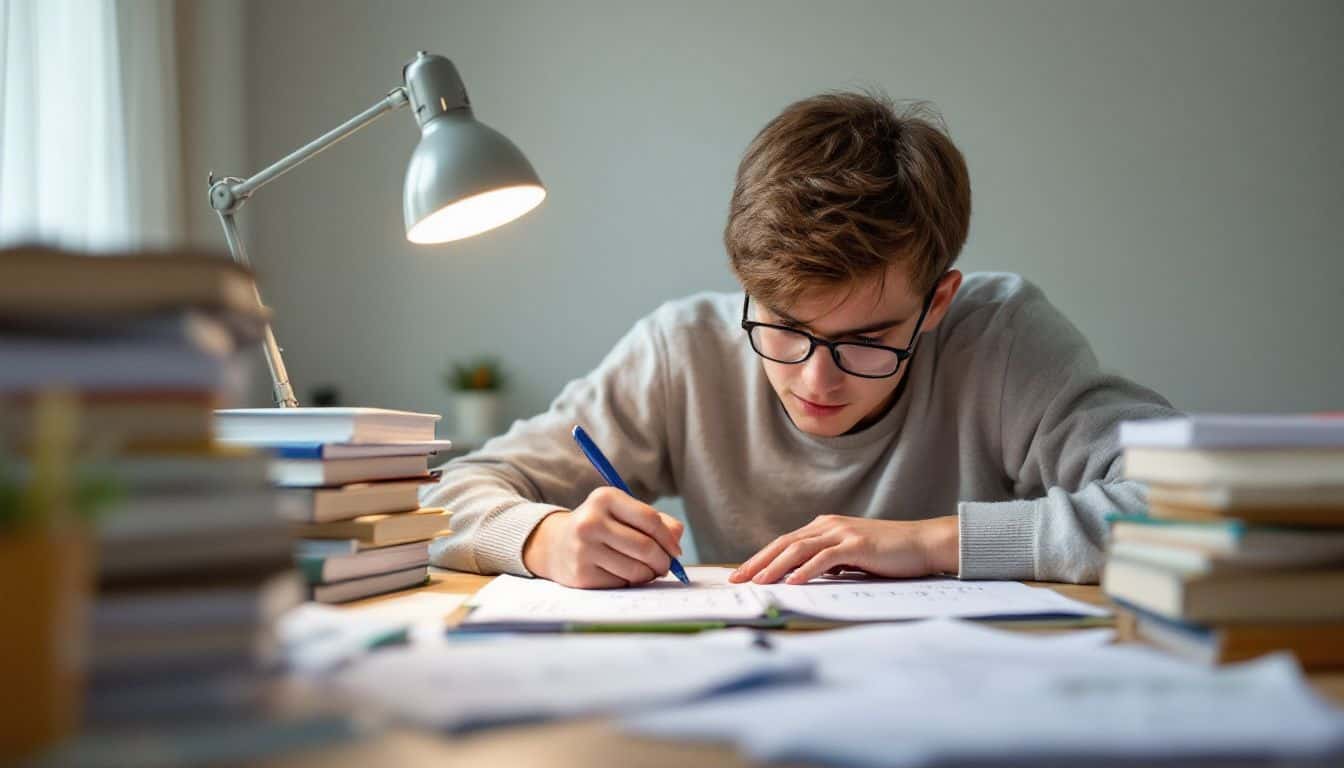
[1,392,118,760]
[444,357,507,445]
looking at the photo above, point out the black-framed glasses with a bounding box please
[740,287,936,379]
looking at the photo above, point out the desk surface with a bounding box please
[270,568,1344,768]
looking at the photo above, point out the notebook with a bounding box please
[459,567,1109,631]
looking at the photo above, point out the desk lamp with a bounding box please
[208,51,545,407]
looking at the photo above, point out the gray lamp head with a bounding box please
[401,52,545,244]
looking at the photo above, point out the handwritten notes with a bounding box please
[464,567,763,624]
[758,578,1109,621]
[462,566,1106,626]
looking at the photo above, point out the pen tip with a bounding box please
[671,562,691,585]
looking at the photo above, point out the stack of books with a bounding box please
[0,246,267,450]
[215,407,454,603]
[1105,413,1344,668]
[0,247,309,734]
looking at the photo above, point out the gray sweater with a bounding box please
[426,273,1177,583]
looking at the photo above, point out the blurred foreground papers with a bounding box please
[627,621,1344,767]
[336,631,812,731]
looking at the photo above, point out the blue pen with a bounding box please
[571,425,691,585]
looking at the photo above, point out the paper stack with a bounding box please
[215,407,453,603]
[0,247,308,736]
[1106,413,1344,668]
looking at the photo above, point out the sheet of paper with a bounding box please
[758,577,1110,621]
[464,566,765,624]
[766,618,1115,682]
[466,567,1106,625]
[337,631,813,731]
[278,593,470,672]
[627,638,1344,766]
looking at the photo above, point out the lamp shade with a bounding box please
[403,112,546,244]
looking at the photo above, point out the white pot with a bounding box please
[453,391,502,444]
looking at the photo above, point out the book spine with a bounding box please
[274,445,325,459]
[295,556,329,585]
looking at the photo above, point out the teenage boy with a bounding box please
[426,93,1176,588]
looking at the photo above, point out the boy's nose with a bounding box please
[801,348,846,393]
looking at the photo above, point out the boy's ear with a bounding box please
[920,270,963,333]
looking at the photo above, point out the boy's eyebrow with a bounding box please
[766,304,910,337]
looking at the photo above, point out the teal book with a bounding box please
[296,541,428,584]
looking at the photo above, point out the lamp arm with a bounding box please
[207,86,410,408]
[210,87,410,212]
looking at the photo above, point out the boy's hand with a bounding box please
[522,487,685,589]
[729,515,959,585]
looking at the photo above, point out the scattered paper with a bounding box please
[627,622,1344,766]
[278,593,469,672]
[336,631,813,731]
[767,618,1115,682]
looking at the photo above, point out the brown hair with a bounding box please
[726,92,971,307]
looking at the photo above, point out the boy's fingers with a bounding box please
[657,511,686,542]
[595,545,658,585]
[608,497,682,556]
[602,519,672,575]
[732,532,801,582]
[786,546,846,585]
[752,536,829,584]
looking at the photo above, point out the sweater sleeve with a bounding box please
[956,282,1179,584]
[424,312,676,576]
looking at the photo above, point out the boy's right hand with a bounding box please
[521,486,685,589]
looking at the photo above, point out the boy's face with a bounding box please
[753,266,961,437]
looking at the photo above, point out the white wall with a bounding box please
[176,0,249,249]
[224,0,1343,425]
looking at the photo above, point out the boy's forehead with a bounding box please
[771,267,919,327]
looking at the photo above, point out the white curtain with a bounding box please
[0,0,182,252]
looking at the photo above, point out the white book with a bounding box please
[218,440,455,459]
[1123,447,1344,487]
[270,455,430,488]
[215,407,440,444]
[1120,413,1344,449]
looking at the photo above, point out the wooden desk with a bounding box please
[270,568,1344,768]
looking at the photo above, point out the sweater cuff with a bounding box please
[957,499,1039,580]
[474,501,566,577]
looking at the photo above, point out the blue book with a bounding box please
[261,440,455,460]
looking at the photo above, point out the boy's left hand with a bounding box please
[728,515,959,585]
